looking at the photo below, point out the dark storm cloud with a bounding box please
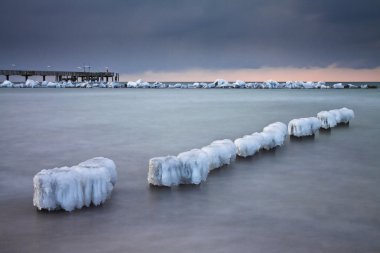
[0,0,379,73]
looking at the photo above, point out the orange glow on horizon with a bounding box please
[120,66,380,82]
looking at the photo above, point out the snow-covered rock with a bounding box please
[288,117,321,137]
[33,157,117,212]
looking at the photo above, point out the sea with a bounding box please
[0,88,379,253]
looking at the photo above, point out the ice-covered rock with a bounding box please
[148,149,210,187]
[333,83,344,89]
[33,157,117,212]
[348,84,358,88]
[25,79,39,88]
[148,156,181,187]
[1,80,13,88]
[177,149,210,185]
[233,80,246,88]
[264,80,280,89]
[288,117,321,137]
[108,82,122,88]
[317,108,354,129]
[317,111,337,129]
[302,81,316,89]
[234,134,263,157]
[235,122,287,157]
[47,82,58,88]
[201,139,237,171]
[214,79,233,88]
[262,122,288,146]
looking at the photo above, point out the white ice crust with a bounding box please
[317,107,354,129]
[288,117,321,137]
[33,157,117,212]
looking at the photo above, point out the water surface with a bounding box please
[1,89,379,253]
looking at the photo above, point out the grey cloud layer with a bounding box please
[1,0,379,73]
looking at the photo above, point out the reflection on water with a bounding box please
[1,89,380,253]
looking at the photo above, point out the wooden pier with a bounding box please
[0,69,119,82]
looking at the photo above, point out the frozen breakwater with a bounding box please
[0,79,373,89]
[33,157,117,211]
[148,108,354,187]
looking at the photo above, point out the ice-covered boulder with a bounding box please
[25,79,39,88]
[108,82,122,88]
[264,80,280,89]
[288,117,321,137]
[214,79,232,88]
[148,149,210,187]
[201,139,237,171]
[47,82,58,88]
[1,80,13,88]
[333,83,344,89]
[177,149,210,185]
[317,111,337,129]
[317,107,354,129]
[148,156,181,187]
[233,80,246,88]
[262,122,288,147]
[234,134,263,157]
[235,122,287,157]
[338,108,355,123]
[33,157,117,212]
[302,82,316,89]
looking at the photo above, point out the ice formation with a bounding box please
[148,150,210,186]
[333,83,344,89]
[288,117,321,137]
[234,122,287,157]
[148,156,181,187]
[1,80,13,88]
[177,149,210,185]
[148,139,237,186]
[234,134,263,157]
[317,108,355,129]
[25,79,38,88]
[33,157,117,212]
[201,139,237,171]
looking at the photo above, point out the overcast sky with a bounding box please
[1,0,379,81]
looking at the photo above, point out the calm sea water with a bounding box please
[1,89,379,253]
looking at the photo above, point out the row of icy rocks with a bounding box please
[33,108,354,211]
[1,79,370,89]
